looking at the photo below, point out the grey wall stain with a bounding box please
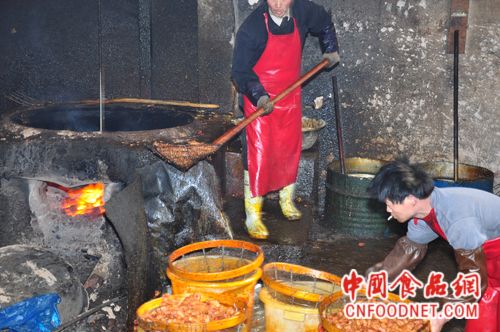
[0,0,498,197]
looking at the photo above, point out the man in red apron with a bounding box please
[231,0,339,239]
[366,159,500,331]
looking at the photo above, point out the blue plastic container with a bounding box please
[418,161,494,193]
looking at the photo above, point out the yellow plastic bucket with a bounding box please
[259,287,321,332]
[136,293,246,332]
[166,240,264,331]
[167,240,264,281]
[319,290,430,332]
[261,262,342,304]
[166,267,262,332]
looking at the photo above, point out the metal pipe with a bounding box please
[98,0,105,133]
[138,0,152,98]
[332,74,346,174]
[453,30,459,181]
[54,295,126,331]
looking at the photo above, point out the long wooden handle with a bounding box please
[213,59,330,146]
[81,97,220,109]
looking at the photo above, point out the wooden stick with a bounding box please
[80,98,220,109]
[213,59,329,146]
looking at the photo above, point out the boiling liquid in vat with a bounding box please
[347,173,375,179]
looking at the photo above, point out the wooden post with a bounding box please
[447,0,469,54]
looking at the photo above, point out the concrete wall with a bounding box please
[331,0,500,177]
[0,0,234,110]
[0,0,498,195]
[233,0,499,195]
[0,0,143,103]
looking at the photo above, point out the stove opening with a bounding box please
[10,104,194,132]
[48,182,106,218]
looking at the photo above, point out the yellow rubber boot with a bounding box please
[279,183,302,221]
[244,171,268,239]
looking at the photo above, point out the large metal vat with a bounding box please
[4,99,232,144]
[418,161,494,193]
[324,158,388,237]
[9,103,195,132]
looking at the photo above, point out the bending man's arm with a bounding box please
[366,236,428,280]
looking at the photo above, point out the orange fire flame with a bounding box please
[62,183,105,217]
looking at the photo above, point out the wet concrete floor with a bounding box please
[223,197,466,331]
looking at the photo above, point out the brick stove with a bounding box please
[0,100,234,330]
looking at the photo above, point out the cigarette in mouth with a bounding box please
[387,215,393,221]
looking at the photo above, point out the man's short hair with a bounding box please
[368,158,434,203]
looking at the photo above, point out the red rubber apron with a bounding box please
[415,212,500,331]
[414,209,448,241]
[465,236,500,332]
[243,13,302,197]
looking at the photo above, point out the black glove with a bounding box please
[322,51,340,69]
[257,95,273,115]
[365,236,428,281]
